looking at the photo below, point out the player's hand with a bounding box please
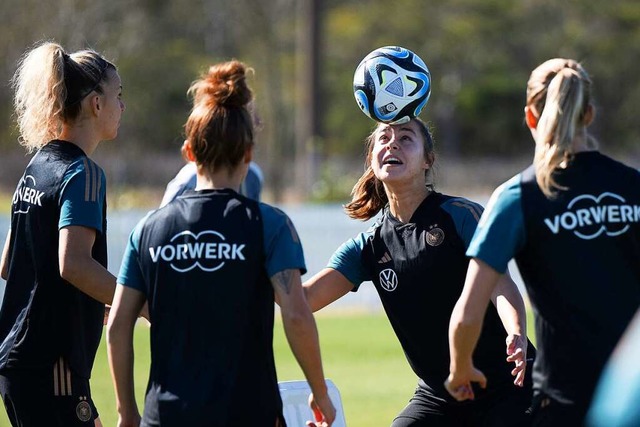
[116,408,141,427]
[306,392,336,426]
[444,365,487,401]
[506,334,527,387]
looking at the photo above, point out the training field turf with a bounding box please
[0,310,536,426]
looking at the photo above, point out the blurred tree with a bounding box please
[1,0,640,199]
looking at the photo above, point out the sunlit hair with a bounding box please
[185,60,254,174]
[526,58,593,198]
[345,117,435,220]
[11,41,115,152]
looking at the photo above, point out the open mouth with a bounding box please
[383,156,403,165]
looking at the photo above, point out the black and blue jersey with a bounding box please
[0,140,107,379]
[468,151,640,407]
[118,188,305,426]
[329,192,524,396]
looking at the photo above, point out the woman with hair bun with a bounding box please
[446,58,640,425]
[107,61,335,427]
[0,41,125,426]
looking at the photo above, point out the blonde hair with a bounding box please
[11,41,114,152]
[344,118,435,220]
[526,58,592,197]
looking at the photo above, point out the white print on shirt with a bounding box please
[543,192,640,240]
[12,175,44,214]
[149,230,246,273]
[379,268,398,292]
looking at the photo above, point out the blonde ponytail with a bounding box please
[11,41,115,153]
[526,59,592,198]
[12,42,66,152]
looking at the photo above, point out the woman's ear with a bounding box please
[525,106,538,130]
[182,140,196,162]
[88,95,101,117]
[424,152,435,170]
[243,147,253,164]
[583,104,595,126]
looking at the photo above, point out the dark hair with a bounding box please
[62,50,113,121]
[344,117,435,220]
[185,60,254,173]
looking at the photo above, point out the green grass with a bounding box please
[0,192,11,216]
[0,311,536,426]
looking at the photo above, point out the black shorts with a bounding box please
[0,358,98,427]
[391,375,533,427]
[530,392,588,427]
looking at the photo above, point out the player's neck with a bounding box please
[58,125,100,156]
[195,165,243,192]
[386,184,431,223]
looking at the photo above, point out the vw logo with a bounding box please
[379,268,398,292]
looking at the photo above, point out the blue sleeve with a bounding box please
[466,174,526,273]
[587,314,640,427]
[160,163,197,207]
[441,197,484,249]
[260,205,306,278]
[240,162,263,201]
[327,232,371,290]
[59,158,105,233]
[117,212,154,294]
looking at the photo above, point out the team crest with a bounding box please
[426,226,445,246]
[76,399,92,422]
[379,268,398,292]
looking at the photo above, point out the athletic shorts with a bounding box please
[0,358,98,427]
[530,392,588,427]
[391,373,533,427]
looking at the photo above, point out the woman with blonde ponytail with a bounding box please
[0,41,125,426]
[447,58,640,426]
[107,60,335,427]
[304,117,534,426]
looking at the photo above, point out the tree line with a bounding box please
[1,0,639,200]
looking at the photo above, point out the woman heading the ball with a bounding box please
[107,60,335,427]
[303,116,534,426]
[0,41,125,427]
[446,58,640,425]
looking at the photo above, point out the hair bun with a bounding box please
[194,60,252,109]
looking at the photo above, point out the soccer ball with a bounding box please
[353,46,431,124]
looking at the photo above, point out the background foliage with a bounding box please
[1,0,640,201]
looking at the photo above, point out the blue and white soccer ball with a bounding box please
[353,46,431,124]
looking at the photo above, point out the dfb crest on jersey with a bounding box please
[426,226,445,247]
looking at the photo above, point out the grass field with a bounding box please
[0,311,536,426]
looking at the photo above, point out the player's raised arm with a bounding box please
[271,268,336,426]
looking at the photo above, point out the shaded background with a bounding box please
[0,2,635,425]
[1,0,640,205]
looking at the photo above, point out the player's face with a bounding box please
[97,69,125,141]
[371,121,429,185]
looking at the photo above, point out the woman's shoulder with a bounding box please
[257,203,298,232]
[598,152,640,177]
[438,193,486,219]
